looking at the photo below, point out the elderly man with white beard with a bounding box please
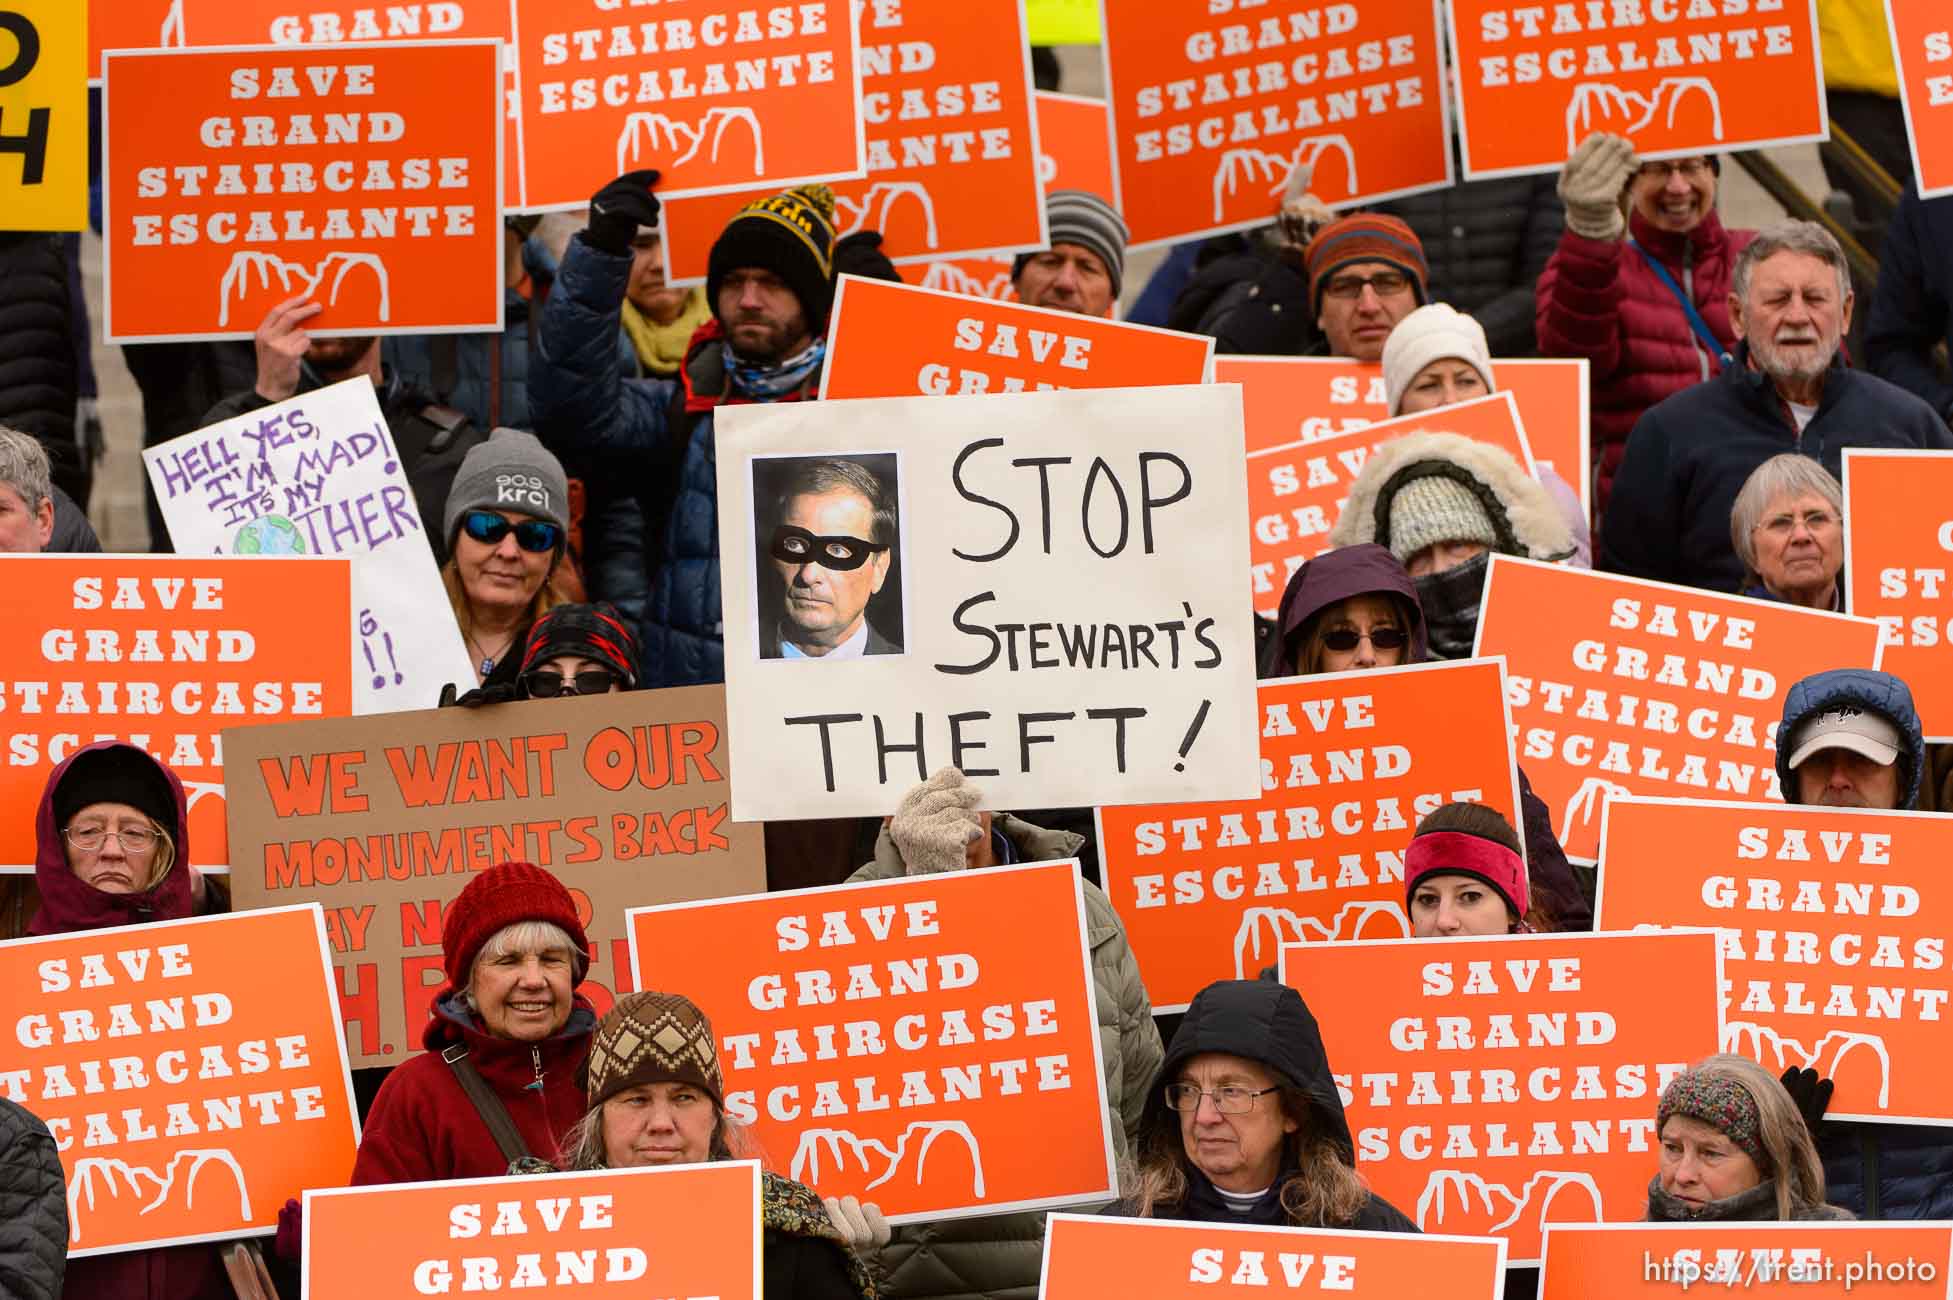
[1598,220,1952,593]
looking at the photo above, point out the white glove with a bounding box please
[889,767,984,875]
[1558,132,1638,241]
[823,1195,891,1249]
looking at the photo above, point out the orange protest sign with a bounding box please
[1245,392,1535,616]
[658,0,1041,279]
[627,861,1118,1220]
[817,274,1214,399]
[0,555,353,872]
[87,0,178,83]
[1283,930,1723,1266]
[1041,1213,1507,1299]
[1598,796,1953,1126]
[305,1161,760,1298]
[175,0,509,43]
[1099,660,1522,1012]
[102,40,504,343]
[1447,0,1828,178]
[508,0,865,209]
[1102,0,1451,248]
[0,905,360,1256]
[1473,556,1888,862]
[223,687,766,1069]
[1842,450,1953,742]
[1541,1221,1953,1297]
[1888,0,1953,198]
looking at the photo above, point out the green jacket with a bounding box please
[846,815,1164,1300]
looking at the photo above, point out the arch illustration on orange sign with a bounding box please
[1563,77,1725,152]
[218,250,389,329]
[1417,1169,1604,1241]
[1213,135,1357,223]
[836,182,940,250]
[1723,1023,1891,1111]
[68,1149,252,1247]
[616,106,765,176]
[792,1120,986,1200]
[1232,900,1409,983]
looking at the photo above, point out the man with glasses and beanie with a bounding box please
[761,459,900,661]
[1303,213,1430,361]
[531,168,841,689]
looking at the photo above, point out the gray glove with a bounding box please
[1558,132,1637,241]
[889,767,983,875]
[823,1195,891,1249]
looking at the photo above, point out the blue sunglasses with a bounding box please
[461,509,562,553]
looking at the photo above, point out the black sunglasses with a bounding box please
[462,509,562,553]
[1320,627,1407,652]
[523,668,617,698]
[769,524,887,572]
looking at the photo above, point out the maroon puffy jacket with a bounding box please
[1535,206,1755,523]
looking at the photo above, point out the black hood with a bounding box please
[1139,979,1355,1163]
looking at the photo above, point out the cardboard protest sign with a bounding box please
[1842,449,1953,742]
[1042,1213,1507,1299]
[223,688,765,1069]
[627,861,1118,1221]
[102,40,503,343]
[715,383,1258,821]
[306,1161,759,1298]
[1101,0,1451,248]
[1541,1221,1953,1297]
[1598,796,1953,1126]
[1283,930,1723,1267]
[144,379,472,716]
[0,554,353,872]
[1888,0,1953,198]
[1246,393,1536,617]
[0,905,359,1256]
[1447,0,1828,178]
[658,0,1042,279]
[1099,660,1523,1013]
[819,275,1214,400]
[176,0,508,44]
[2,0,87,230]
[1217,356,1591,503]
[1474,556,1887,863]
[507,0,865,210]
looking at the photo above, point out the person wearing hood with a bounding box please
[1771,669,1953,1220]
[1261,545,1591,929]
[1382,303,1592,568]
[1648,1055,1851,1222]
[26,742,234,1299]
[351,861,598,1185]
[1117,978,1415,1231]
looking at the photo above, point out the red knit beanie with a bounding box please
[442,861,591,990]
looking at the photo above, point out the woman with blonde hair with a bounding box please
[1649,1054,1851,1221]
[441,427,574,689]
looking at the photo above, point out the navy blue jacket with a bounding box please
[1866,185,1953,422]
[1600,343,1953,592]
[1778,668,1952,1220]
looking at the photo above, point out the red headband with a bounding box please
[1405,831,1528,918]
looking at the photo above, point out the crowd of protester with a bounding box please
[8,27,1953,1298]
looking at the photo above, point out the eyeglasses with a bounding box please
[523,668,618,698]
[64,825,158,852]
[1756,509,1838,537]
[1320,626,1407,653]
[1635,158,1713,182]
[1164,1083,1282,1114]
[1322,270,1411,300]
[769,524,888,572]
[461,510,563,554]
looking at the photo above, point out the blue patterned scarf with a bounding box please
[725,336,826,400]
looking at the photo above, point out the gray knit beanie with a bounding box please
[1013,190,1129,296]
[444,427,570,543]
[1383,475,1499,567]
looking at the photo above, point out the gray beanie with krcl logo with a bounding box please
[443,426,571,544]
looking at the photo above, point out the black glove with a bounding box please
[585,169,663,256]
[437,681,526,708]
[1779,1067,1834,1138]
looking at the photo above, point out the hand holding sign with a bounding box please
[1558,133,1637,241]
[587,169,665,257]
[251,297,328,403]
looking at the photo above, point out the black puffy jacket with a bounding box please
[0,233,81,500]
[0,1096,67,1300]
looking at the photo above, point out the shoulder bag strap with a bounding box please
[1626,235,1733,370]
[442,1042,532,1164]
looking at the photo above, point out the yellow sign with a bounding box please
[1026,0,1099,45]
[0,0,87,231]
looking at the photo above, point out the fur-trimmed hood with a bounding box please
[1327,430,1575,563]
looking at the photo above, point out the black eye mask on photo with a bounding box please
[769,524,887,571]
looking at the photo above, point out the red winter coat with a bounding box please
[351,991,596,1186]
[1535,206,1754,523]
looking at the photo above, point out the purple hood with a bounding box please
[1265,543,1429,678]
[29,741,193,935]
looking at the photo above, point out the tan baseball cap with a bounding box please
[1787,707,1902,771]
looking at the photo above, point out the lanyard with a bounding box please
[1627,235,1733,371]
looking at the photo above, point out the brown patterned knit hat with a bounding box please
[585,991,724,1109]
[1657,1068,1764,1165]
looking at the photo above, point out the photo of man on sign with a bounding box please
[753,454,906,661]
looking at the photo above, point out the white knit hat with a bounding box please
[1383,304,1494,415]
